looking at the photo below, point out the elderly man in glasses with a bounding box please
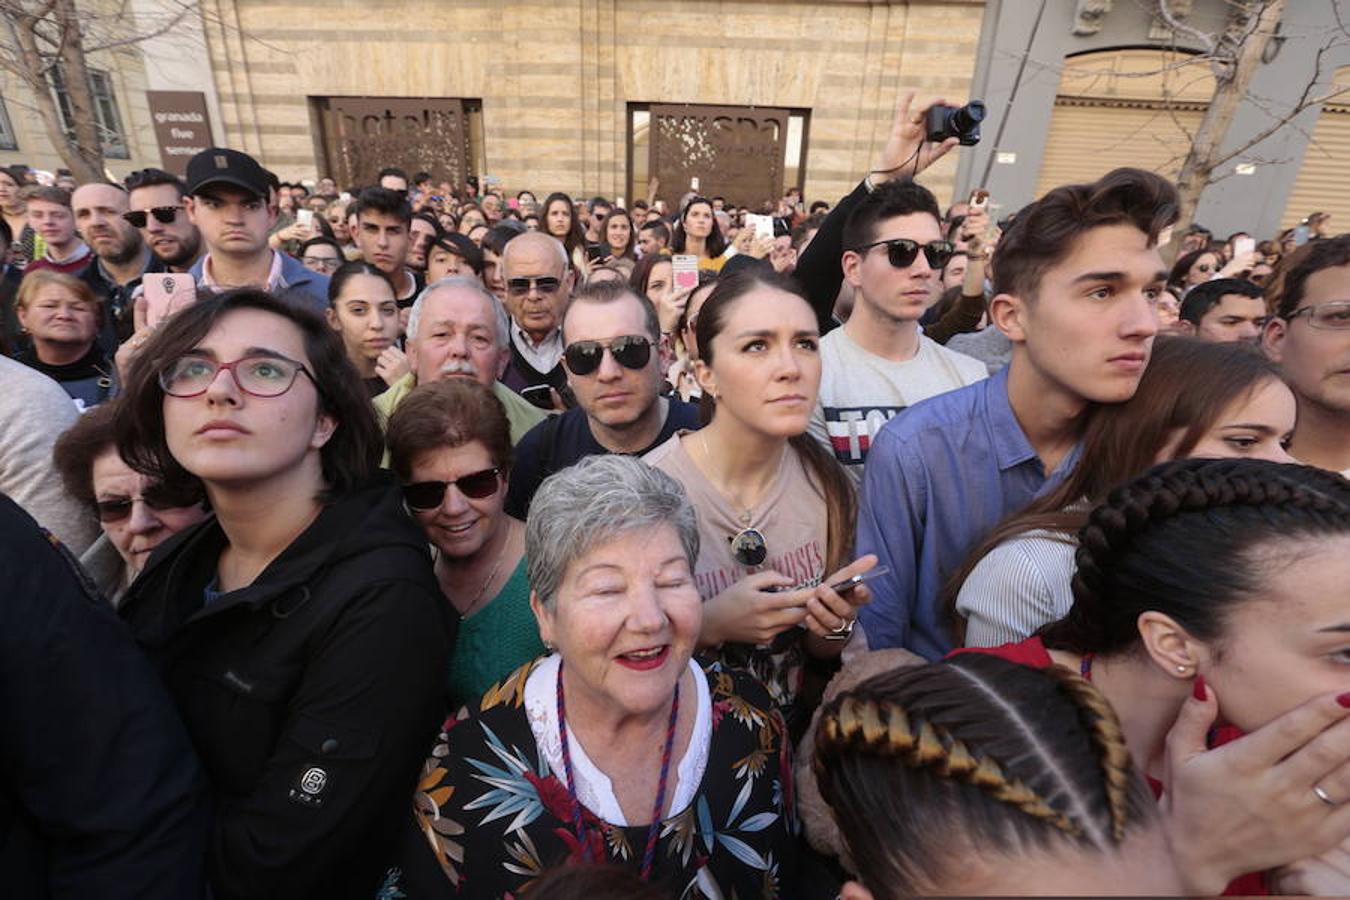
[499,231,577,410]
[504,280,701,518]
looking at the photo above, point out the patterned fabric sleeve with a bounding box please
[388,659,797,899]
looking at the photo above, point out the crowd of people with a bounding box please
[2,90,1349,898]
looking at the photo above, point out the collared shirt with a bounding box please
[510,322,563,375]
[197,250,285,292]
[855,365,1082,660]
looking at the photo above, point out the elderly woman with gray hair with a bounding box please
[385,455,797,898]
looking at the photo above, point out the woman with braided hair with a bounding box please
[814,653,1181,897]
[961,457,1350,894]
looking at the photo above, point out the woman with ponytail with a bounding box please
[960,457,1350,894]
[645,271,875,733]
[814,653,1179,897]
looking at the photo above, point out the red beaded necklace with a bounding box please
[555,659,680,881]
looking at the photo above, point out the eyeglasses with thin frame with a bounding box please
[159,353,319,398]
[301,255,342,272]
[122,206,183,228]
[1284,301,1350,330]
[402,468,502,509]
[563,335,652,376]
[853,238,955,271]
[506,276,561,298]
[95,482,195,523]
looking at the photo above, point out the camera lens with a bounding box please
[953,101,986,131]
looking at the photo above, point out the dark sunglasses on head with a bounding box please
[854,238,955,270]
[122,206,181,228]
[402,467,502,509]
[96,483,194,523]
[506,276,561,298]
[563,335,652,376]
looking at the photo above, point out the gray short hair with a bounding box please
[527,455,700,610]
[406,275,509,349]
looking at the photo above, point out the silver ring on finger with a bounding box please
[825,617,855,642]
[1314,784,1339,807]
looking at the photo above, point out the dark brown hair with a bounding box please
[694,270,856,572]
[542,191,587,259]
[53,400,123,508]
[992,168,1178,301]
[1273,233,1350,319]
[628,249,671,299]
[523,864,668,900]
[671,197,729,258]
[601,206,636,259]
[385,378,513,482]
[813,654,1156,899]
[943,337,1287,639]
[1040,458,1350,656]
[115,289,383,498]
[1168,248,1220,289]
[564,279,660,344]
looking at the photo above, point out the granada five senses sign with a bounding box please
[147,91,214,176]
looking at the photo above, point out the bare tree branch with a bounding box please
[1156,0,1217,52]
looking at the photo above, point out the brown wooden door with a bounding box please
[316,97,469,190]
[648,104,789,211]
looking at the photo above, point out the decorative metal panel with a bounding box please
[648,104,790,210]
[316,97,469,189]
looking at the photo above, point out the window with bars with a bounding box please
[49,66,129,159]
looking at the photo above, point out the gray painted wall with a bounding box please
[955,0,1350,238]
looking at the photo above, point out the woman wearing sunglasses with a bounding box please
[53,399,209,605]
[387,378,544,711]
[113,289,454,898]
[646,270,876,734]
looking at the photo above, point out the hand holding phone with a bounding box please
[746,214,775,243]
[296,209,314,230]
[1234,236,1256,258]
[142,273,198,328]
[969,189,990,212]
[672,254,699,291]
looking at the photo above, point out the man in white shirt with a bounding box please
[810,178,985,478]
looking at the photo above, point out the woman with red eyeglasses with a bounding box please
[113,288,454,899]
[386,377,544,711]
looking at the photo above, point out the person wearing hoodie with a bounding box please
[114,288,455,900]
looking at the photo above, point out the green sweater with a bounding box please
[445,557,545,711]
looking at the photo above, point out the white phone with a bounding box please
[690,176,700,192]
[296,209,314,230]
[1234,236,1256,258]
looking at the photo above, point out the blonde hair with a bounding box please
[15,269,100,311]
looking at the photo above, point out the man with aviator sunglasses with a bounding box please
[504,281,700,518]
[124,168,202,272]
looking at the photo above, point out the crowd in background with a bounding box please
[2,90,1350,899]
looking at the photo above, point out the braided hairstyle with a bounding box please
[813,654,1155,899]
[1041,458,1350,656]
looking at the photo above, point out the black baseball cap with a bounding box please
[185,147,271,198]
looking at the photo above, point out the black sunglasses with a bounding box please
[563,335,652,376]
[402,468,502,509]
[96,483,194,523]
[506,276,561,297]
[855,238,955,270]
[122,206,182,228]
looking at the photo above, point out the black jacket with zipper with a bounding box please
[119,476,456,900]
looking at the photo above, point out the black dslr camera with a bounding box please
[925,100,986,146]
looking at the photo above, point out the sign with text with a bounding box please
[649,103,790,211]
[147,91,213,176]
[314,96,471,191]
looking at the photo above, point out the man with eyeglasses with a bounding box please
[124,168,202,272]
[1263,234,1350,478]
[72,181,157,347]
[183,147,329,314]
[808,179,985,479]
[500,232,573,409]
[504,280,700,518]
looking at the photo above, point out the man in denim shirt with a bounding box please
[857,167,1177,659]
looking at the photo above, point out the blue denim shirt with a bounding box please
[856,365,1081,660]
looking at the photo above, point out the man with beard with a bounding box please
[72,182,158,347]
[124,168,202,273]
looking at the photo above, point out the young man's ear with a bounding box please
[1262,316,1287,363]
[841,249,865,290]
[1176,318,1197,337]
[988,292,1028,343]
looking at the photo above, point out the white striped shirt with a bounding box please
[955,529,1078,647]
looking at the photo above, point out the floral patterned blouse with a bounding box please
[380,657,798,899]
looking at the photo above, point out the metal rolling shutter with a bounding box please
[1282,97,1350,230]
[1035,99,1206,197]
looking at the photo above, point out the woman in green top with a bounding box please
[387,378,544,710]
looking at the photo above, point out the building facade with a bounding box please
[2,0,1345,230]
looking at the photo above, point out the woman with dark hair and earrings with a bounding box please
[958,457,1350,895]
[113,288,454,900]
[645,270,875,735]
[669,196,730,274]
